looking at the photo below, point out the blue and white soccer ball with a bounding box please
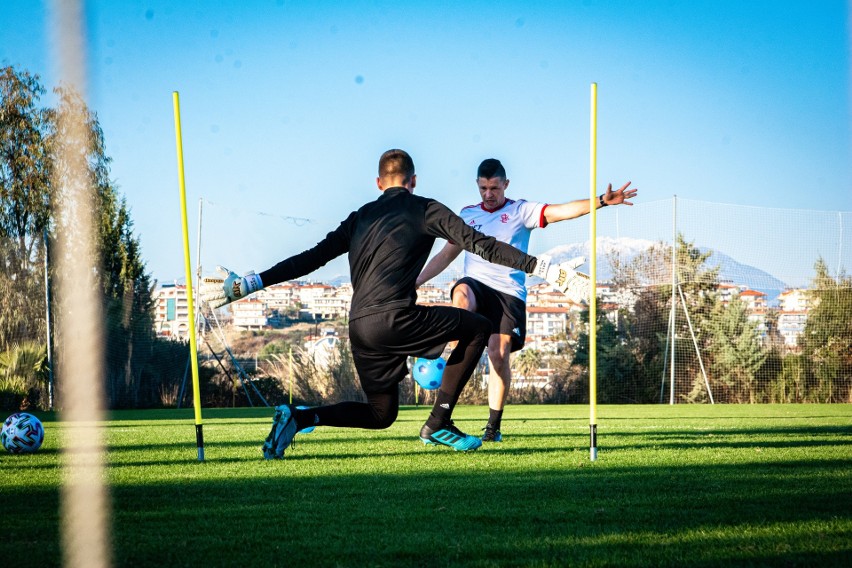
[412,357,445,390]
[1,412,45,454]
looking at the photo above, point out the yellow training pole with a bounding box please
[589,83,598,462]
[173,91,205,461]
[289,347,294,404]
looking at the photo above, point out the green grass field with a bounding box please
[1,404,850,567]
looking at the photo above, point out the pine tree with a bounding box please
[800,258,852,402]
[706,295,768,403]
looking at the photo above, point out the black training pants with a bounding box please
[310,305,491,429]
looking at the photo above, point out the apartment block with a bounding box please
[153,283,191,340]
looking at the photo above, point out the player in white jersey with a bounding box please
[417,158,637,442]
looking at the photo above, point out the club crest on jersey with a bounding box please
[500,213,509,223]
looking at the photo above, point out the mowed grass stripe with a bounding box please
[1,404,849,567]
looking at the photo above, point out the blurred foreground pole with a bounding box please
[49,0,112,567]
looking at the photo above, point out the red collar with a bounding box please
[480,198,511,213]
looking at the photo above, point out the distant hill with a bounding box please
[326,274,351,287]
[539,236,789,304]
[321,236,789,305]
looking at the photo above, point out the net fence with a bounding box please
[529,198,851,404]
[1,197,850,411]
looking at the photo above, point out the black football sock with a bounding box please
[488,408,503,430]
[425,389,456,430]
[293,407,318,431]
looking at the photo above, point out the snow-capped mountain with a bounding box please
[539,236,788,292]
[324,236,789,305]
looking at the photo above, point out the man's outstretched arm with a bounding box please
[543,181,637,224]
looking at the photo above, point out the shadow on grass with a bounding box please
[7,407,850,566]
[3,457,850,567]
[512,427,852,451]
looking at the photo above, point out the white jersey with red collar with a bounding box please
[458,198,548,301]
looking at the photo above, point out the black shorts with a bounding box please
[348,305,491,394]
[451,277,526,352]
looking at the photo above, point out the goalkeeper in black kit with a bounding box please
[202,149,587,458]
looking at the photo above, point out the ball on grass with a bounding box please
[1,412,44,454]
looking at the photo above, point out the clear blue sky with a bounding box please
[2,1,850,283]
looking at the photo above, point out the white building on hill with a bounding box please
[775,288,812,348]
[153,283,191,340]
[778,288,811,312]
[232,298,268,330]
[256,282,300,312]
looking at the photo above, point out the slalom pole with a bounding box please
[589,83,598,462]
[173,91,205,461]
[289,347,293,404]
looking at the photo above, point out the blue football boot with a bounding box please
[481,425,503,442]
[262,404,298,459]
[420,421,482,451]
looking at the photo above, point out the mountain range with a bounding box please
[539,236,788,304]
[323,236,790,304]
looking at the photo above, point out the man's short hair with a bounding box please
[379,149,415,184]
[477,158,506,180]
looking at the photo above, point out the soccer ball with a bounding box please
[412,357,445,390]
[1,412,45,454]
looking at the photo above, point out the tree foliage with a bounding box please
[513,348,542,382]
[0,67,52,352]
[0,65,176,410]
[601,234,721,402]
[706,295,768,403]
[799,259,852,402]
[572,308,644,403]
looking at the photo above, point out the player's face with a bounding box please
[477,176,509,210]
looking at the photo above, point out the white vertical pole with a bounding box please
[670,195,677,405]
[677,285,714,404]
[195,198,203,310]
[194,198,204,359]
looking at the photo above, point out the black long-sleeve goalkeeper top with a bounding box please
[259,187,538,320]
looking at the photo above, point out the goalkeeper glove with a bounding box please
[530,255,590,304]
[200,266,264,308]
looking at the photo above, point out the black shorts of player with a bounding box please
[451,276,526,352]
[348,304,491,394]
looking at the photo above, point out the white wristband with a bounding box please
[244,272,263,294]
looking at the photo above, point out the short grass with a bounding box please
[1,404,850,567]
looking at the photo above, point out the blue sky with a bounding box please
[2,0,850,283]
